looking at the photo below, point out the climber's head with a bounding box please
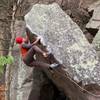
[15,37,24,44]
[26,27,30,34]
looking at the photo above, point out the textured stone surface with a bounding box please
[93,30,100,50]
[25,3,100,85]
[86,0,100,29]
[86,0,100,60]
[93,29,100,59]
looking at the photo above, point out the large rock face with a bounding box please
[25,3,100,85]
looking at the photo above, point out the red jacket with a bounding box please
[20,45,28,58]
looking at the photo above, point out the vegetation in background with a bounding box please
[0,56,14,74]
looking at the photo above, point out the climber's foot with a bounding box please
[43,52,52,58]
[49,63,61,68]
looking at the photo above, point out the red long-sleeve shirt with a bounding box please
[20,43,32,58]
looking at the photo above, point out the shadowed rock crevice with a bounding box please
[86,28,99,37]
[88,10,94,17]
[39,76,68,100]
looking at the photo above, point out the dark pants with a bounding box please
[23,45,50,68]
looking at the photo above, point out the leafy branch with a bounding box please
[0,56,14,74]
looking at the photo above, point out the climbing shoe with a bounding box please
[49,63,60,68]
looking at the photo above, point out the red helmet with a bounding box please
[15,37,23,44]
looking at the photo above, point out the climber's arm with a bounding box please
[22,37,40,49]
[32,36,41,45]
[22,43,33,49]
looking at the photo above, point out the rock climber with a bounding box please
[15,27,60,69]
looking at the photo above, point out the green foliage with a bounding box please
[0,55,14,74]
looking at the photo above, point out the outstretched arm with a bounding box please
[32,36,41,45]
[22,43,33,49]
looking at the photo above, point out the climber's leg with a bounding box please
[29,61,61,68]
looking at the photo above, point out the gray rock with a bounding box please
[86,0,100,61]
[25,3,100,85]
[86,0,100,29]
[93,29,100,59]
[93,29,100,50]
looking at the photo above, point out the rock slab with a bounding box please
[25,3,100,85]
